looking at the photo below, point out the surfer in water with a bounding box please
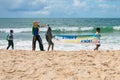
[94,27,101,50]
[45,24,54,51]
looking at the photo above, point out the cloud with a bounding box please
[0,0,120,18]
[1,0,70,15]
[98,3,117,10]
[25,10,49,15]
[73,0,87,7]
[7,0,47,12]
[25,6,50,15]
[0,0,50,12]
[99,4,110,9]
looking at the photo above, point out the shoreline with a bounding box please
[1,48,120,51]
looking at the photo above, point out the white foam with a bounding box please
[80,27,94,31]
[53,26,79,32]
[0,26,95,33]
[53,26,94,32]
[0,27,79,33]
[0,27,48,33]
[0,28,31,33]
[113,26,120,30]
[0,38,120,51]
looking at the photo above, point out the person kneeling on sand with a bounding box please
[32,22,45,51]
[45,24,54,51]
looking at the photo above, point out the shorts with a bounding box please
[96,40,100,46]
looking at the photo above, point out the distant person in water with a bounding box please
[6,30,14,50]
[32,22,45,51]
[45,24,54,51]
[94,27,101,50]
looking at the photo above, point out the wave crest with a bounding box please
[0,26,120,33]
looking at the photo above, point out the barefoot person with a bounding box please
[94,27,101,50]
[45,24,54,51]
[6,30,14,50]
[32,22,45,51]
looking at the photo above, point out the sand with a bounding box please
[0,49,120,80]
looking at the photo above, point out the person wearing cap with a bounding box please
[32,22,45,51]
[45,24,54,51]
[6,30,14,50]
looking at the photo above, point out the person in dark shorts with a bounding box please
[6,30,14,50]
[45,24,54,51]
[94,27,101,50]
[32,22,45,51]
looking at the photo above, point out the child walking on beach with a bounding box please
[94,27,101,50]
[45,24,54,51]
[6,30,14,50]
[32,22,45,51]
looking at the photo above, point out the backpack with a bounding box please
[6,34,12,40]
[6,34,9,40]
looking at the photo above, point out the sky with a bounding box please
[0,0,120,18]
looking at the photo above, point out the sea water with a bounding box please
[0,18,120,51]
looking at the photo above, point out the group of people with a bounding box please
[32,22,54,51]
[6,22,54,51]
[6,22,101,51]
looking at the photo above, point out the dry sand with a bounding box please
[0,49,120,80]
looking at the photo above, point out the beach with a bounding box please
[0,49,120,80]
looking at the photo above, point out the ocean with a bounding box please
[0,18,120,51]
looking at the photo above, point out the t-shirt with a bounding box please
[7,33,13,40]
[96,32,101,40]
[32,25,40,36]
[95,32,101,45]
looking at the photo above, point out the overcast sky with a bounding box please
[0,0,120,18]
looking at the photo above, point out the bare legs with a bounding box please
[47,44,54,51]
[94,45,100,50]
